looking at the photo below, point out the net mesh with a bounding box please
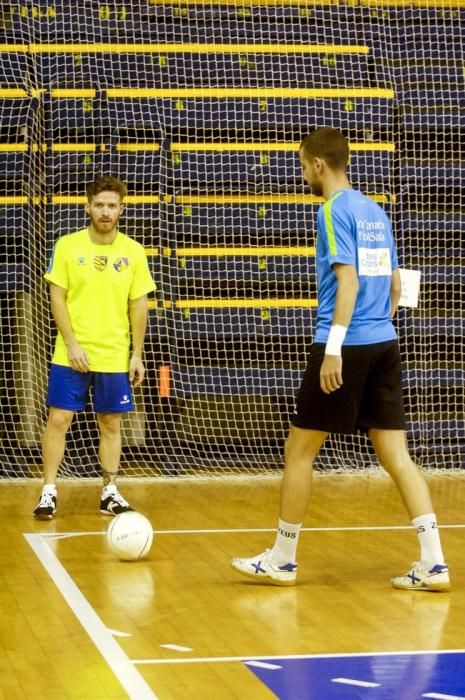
[0,1,463,477]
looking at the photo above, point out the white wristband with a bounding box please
[325,325,347,356]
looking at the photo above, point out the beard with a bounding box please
[89,214,118,235]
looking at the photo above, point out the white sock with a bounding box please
[102,483,117,495]
[43,483,57,494]
[412,513,445,569]
[270,518,302,565]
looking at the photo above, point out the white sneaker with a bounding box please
[231,549,297,587]
[391,561,450,592]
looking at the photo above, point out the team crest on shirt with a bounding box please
[113,257,129,272]
[93,255,108,271]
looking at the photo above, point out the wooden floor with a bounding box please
[1,473,465,700]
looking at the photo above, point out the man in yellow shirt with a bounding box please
[34,176,156,519]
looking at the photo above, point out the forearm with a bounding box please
[390,269,402,318]
[332,282,358,328]
[325,265,359,357]
[50,285,76,347]
[129,296,148,357]
[49,283,89,371]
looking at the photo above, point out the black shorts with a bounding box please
[291,340,406,434]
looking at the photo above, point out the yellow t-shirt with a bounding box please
[44,228,156,372]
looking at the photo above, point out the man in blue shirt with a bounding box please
[232,127,449,591]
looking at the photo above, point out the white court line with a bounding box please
[423,694,465,700]
[132,649,465,665]
[24,534,158,700]
[245,660,282,670]
[333,677,380,688]
[36,523,465,539]
[24,530,465,696]
[160,644,193,652]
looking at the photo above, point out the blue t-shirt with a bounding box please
[314,189,398,345]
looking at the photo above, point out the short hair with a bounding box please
[300,128,349,171]
[86,176,127,202]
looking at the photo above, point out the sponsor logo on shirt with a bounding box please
[93,255,108,271]
[113,257,129,272]
[358,247,392,276]
[77,256,86,265]
[358,230,386,242]
[357,219,386,242]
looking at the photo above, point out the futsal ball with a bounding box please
[107,511,153,561]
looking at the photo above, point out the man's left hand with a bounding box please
[129,354,145,387]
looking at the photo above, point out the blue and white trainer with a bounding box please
[231,549,297,586]
[391,562,450,591]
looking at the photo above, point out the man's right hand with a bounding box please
[320,354,343,395]
[67,342,90,373]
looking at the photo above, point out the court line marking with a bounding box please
[24,533,158,700]
[131,649,465,665]
[160,644,193,652]
[423,694,465,700]
[24,530,465,690]
[245,660,282,670]
[332,677,380,688]
[35,523,465,539]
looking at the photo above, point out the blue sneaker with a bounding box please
[231,549,297,586]
[391,562,450,591]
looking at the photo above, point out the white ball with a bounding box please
[107,511,154,561]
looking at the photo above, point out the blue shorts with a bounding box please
[46,364,134,413]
